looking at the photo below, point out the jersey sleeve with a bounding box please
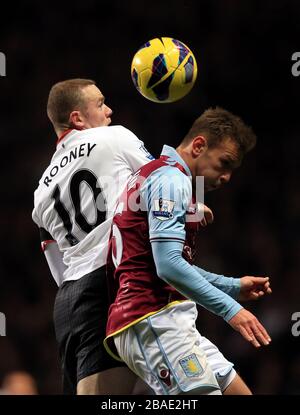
[32,196,42,228]
[193,265,241,300]
[151,240,243,322]
[116,126,154,173]
[140,166,192,243]
[39,227,55,251]
[39,228,66,287]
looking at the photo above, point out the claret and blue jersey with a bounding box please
[105,145,242,359]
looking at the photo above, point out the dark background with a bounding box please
[0,0,299,394]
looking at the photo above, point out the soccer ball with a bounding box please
[131,37,198,103]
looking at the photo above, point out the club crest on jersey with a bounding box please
[179,353,203,378]
[152,198,175,220]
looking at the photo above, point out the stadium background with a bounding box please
[0,0,299,394]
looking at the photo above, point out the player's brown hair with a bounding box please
[47,78,96,130]
[182,107,257,156]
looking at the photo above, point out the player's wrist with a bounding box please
[230,277,241,300]
[223,302,243,323]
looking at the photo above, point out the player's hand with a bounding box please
[228,308,271,348]
[239,276,272,302]
[198,203,214,227]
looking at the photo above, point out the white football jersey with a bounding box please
[32,125,154,285]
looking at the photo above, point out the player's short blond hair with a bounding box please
[182,107,257,156]
[47,78,96,130]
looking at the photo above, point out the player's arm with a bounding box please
[152,241,241,321]
[152,239,271,348]
[193,205,271,300]
[142,169,271,347]
[143,169,241,319]
[192,266,241,299]
[193,266,272,301]
[39,228,66,287]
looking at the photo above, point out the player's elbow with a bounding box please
[154,256,167,280]
[154,256,177,284]
[152,241,184,284]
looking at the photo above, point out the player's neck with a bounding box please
[176,146,195,177]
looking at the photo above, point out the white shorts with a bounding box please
[114,301,236,395]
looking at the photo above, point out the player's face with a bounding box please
[80,85,113,128]
[196,137,241,192]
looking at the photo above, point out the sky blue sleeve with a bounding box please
[140,166,192,243]
[193,265,241,300]
[151,240,243,322]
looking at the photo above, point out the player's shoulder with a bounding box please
[88,124,137,138]
[149,162,190,181]
[142,163,191,195]
[84,125,141,147]
[108,125,140,142]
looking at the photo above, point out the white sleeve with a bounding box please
[117,126,154,173]
[40,228,66,287]
[43,242,67,287]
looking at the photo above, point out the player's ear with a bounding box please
[69,110,85,129]
[191,136,207,157]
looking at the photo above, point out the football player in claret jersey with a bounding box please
[32,79,156,394]
[105,107,272,395]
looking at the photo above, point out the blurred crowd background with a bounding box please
[0,0,299,394]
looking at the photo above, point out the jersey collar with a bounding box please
[160,145,192,177]
[56,129,75,146]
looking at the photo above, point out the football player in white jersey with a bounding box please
[32,79,156,394]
